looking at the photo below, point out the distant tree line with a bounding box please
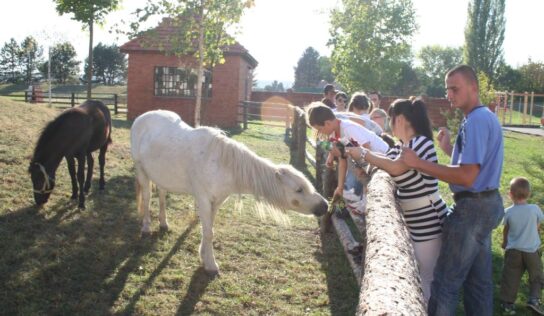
[0,37,126,85]
[291,0,543,97]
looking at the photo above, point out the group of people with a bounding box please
[308,65,544,315]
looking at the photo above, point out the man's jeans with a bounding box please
[344,160,362,196]
[428,191,504,316]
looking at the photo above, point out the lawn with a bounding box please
[0,97,358,315]
[1,96,542,315]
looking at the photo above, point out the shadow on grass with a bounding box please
[313,223,359,315]
[0,175,158,315]
[175,267,214,315]
[112,117,132,130]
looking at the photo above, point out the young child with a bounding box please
[500,177,544,315]
[307,102,388,212]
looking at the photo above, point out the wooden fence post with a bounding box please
[295,110,306,169]
[523,92,528,124]
[71,93,75,108]
[24,91,28,103]
[243,101,248,130]
[509,91,514,125]
[114,94,118,115]
[290,108,299,152]
[530,92,534,124]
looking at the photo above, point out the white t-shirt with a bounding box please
[335,112,383,135]
[336,118,389,153]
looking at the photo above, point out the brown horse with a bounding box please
[29,100,112,209]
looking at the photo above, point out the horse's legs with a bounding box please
[84,152,94,193]
[76,154,86,209]
[135,164,152,233]
[66,156,78,200]
[158,188,168,230]
[197,196,226,276]
[98,144,108,191]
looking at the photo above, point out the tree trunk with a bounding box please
[194,8,205,127]
[87,15,94,100]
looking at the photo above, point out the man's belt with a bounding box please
[453,189,499,202]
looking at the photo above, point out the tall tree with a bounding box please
[293,47,321,90]
[417,45,463,96]
[40,42,80,84]
[264,80,285,92]
[318,56,334,84]
[88,43,126,85]
[131,0,253,126]
[54,0,121,98]
[329,0,417,94]
[0,38,22,82]
[518,59,544,93]
[20,36,43,84]
[464,0,505,80]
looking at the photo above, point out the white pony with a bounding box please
[130,110,328,275]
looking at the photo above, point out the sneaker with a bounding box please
[527,298,544,315]
[501,302,516,315]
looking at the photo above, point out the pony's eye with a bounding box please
[296,187,303,193]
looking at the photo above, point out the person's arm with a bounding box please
[399,147,480,187]
[502,223,509,249]
[333,157,347,201]
[346,147,408,176]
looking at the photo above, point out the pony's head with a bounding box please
[274,165,328,216]
[28,162,55,206]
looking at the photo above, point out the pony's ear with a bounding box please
[275,168,287,181]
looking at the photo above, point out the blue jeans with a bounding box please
[428,191,504,316]
[344,161,362,196]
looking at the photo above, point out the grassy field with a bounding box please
[0,97,358,315]
[1,96,543,315]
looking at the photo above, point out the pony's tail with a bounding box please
[135,164,151,217]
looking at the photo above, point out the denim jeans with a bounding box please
[344,160,362,196]
[427,191,504,316]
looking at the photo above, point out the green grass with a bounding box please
[435,130,544,315]
[0,97,357,315]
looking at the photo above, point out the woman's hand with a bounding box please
[325,152,334,168]
[345,147,362,160]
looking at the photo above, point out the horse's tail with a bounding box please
[134,164,151,217]
[135,177,142,216]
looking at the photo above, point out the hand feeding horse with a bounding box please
[29,100,112,209]
[130,110,328,276]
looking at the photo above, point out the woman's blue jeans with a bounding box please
[427,191,504,316]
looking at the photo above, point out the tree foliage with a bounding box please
[20,36,43,84]
[464,0,505,80]
[417,45,463,96]
[40,42,80,84]
[518,59,544,93]
[0,38,22,81]
[87,43,126,85]
[54,0,121,97]
[329,0,417,94]
[293,47,321,89]
[131,0,253,126]
[478,71,496,106]
[264,80,285,92]
[318,56,334,84]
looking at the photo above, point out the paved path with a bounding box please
[503,126,544,137]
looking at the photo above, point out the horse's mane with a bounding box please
[31,111,72,164]
[195,126,313,222]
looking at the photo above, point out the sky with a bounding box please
[0,0,542,86]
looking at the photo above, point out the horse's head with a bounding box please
[275,165,328,216]
[28,162,55,206]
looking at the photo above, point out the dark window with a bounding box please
[154,67,212,97]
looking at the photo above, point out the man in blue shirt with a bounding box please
[400,64,504,315]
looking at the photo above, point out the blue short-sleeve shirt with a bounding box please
[449,106,504,193]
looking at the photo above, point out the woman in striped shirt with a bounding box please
[343,98,450,302]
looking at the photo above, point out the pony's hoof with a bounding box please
[205,269,220,278]
[78,205,86,210]
[70,195,78,200]
[159,225,169,232]
[140,229,152,236]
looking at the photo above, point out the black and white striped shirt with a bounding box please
[387,135,449,242]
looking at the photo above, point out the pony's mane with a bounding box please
[195,126,313,223]
[31,111,73,163]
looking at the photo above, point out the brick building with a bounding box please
[120,19,258,127]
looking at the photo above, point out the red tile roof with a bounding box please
[120,18,257,67]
